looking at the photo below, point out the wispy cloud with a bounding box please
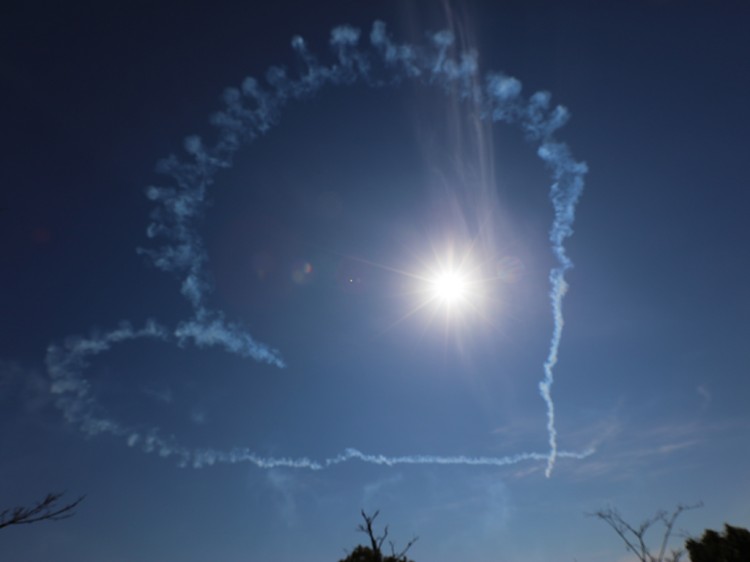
[361,474,403,511]
[190,409,207,425]
[141,384,173,404]
[696,385,711,409]
[559,416,740,481]
[0,359,53,418]
[266,470,305,526]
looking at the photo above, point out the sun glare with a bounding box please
[374,242,490,331]
[431,271,469,304]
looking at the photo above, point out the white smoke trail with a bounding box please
[47,21,589,476]
[47,323,594,471]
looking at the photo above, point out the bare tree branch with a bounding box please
[378,525,388,551]
[656,504,701,562]
[393,536,418,559]
[358,509,384,561]
[0,492,85,531]
[347,510,417,562]
[589,503,702,562]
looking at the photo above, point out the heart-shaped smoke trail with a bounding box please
[48,21,592,476]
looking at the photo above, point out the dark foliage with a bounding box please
[685,524,750,562]
[339,544,415,562]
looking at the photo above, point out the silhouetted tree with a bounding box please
[0,492,85,531]
[589,503,701,562]
[339,510,417,562]
[685,523,750,562]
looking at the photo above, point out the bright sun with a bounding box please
[390,242,489,327]
[430,271,469,304]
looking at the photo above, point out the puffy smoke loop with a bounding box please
[48,21,589,476]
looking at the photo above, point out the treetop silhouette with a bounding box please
[339,510,417,562]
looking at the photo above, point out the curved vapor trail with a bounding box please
[47,21,589,476]
[48,323,594,469]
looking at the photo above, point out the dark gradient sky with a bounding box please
[2,2,749,561]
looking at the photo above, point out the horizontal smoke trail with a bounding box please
[49,21,589,475]
[47,324,594,470]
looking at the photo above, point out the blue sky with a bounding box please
[2,1,749,561]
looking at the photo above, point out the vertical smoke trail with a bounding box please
[406,5,587,478]
[486,78,588,476]
[47,21,590,475]
[537,142,587,476]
